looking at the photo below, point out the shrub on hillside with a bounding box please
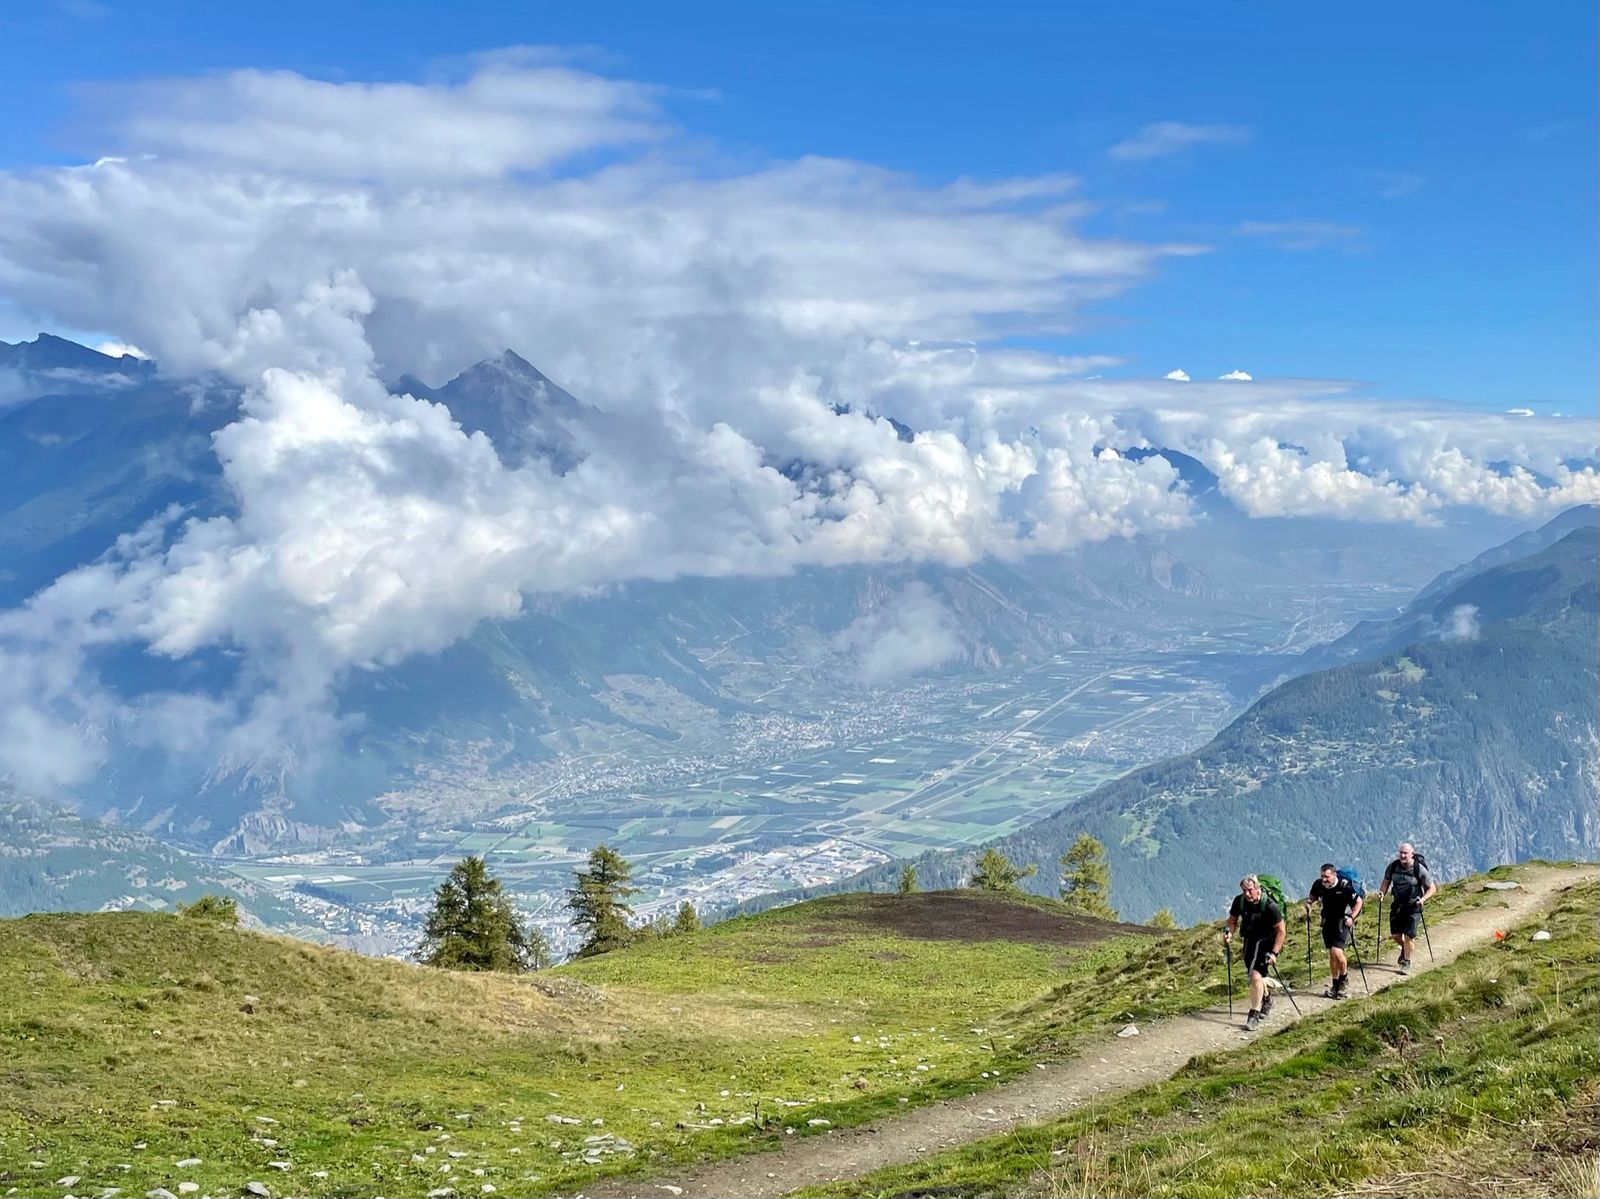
[177,894,240,925]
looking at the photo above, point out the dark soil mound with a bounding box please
[814,890,1157,947]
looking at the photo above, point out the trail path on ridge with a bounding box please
[579,865,1593,1199]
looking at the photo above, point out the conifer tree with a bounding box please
[1148,907,1178,930]
[970,847,1036,892]
[567,843,640,957]
[898,863,919,894]
[1059,833,1117,919]
[673,901,701,934]
[418,856,547,972]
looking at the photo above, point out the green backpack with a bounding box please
[1257,874,1288,913]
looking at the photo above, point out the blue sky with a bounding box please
[3,0,1595,412]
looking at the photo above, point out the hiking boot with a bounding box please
[1398,957,1411,974]
[1322,984,1343,999]
[1259,992,1274,1017]
[1245,1009,1262,1031]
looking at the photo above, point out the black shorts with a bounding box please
[1240,938,1276,976]
[1389,903,1420,938]
[1322,920,1353,950]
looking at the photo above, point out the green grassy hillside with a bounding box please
[0,890,1196,1198]
[809,872,1600,1199]
[4,871,1589,1199]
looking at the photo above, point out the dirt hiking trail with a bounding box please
[578,865,1594,1199]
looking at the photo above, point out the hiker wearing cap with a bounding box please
[1305,863,1362,998]
[1378,842,1436,973]
[1225,875,1285,1031]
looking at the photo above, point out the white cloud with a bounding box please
[836,582,964,682]
[1441,603,1480,641]
[1109,122,1252,162]
[1235,221,1363,251]
[0,56,1594,786]
[95,58,668,183]
[1217,370,1253,381]
[1506,407,1534,417]
[95,340,149,359]
[1164,369,1190,382]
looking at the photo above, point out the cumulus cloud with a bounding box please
[1164,369,1190,382]
[1109,121,1252,162]
[0,56,1594,787]
[836,582,964,682]
[1506,407,1535,417]
[1218,369,1253,381]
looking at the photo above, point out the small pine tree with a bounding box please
[1148,907,1178,930]
[970,847,1036,893]
[673,901,701,934]
[567,843,640,957]
[177,894,240,925]
[898,863,919,894]
[417,856,546,973]
[1059,833,1117,919]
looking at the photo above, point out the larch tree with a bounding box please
[567,843,640,957]
[1059,833,1117,920]
[417,856,548,972]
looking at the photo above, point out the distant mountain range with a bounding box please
[744,510,1599,921]
[0,786,297,924]
[0,335,1534,854]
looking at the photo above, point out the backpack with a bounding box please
[1387,853,1429,896]
[1257,873,1288,913]
[1335,866,1366,899]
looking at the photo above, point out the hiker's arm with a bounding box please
[1348,894,1363,922]
[1270,919,1285,957]
[1224,915,1237,941]
[1420,872,1438,903]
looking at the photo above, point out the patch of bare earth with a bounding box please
[813,891,1157,948]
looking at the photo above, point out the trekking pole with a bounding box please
[1418,902,1434,963]
[1348,921,1370,994]
[1224,937,1235,1018]
[1374,894,1384,963]
[1268,959,1303,1016]
[1304,908,1313,988]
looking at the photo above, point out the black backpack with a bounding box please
[1388,852,1429,895]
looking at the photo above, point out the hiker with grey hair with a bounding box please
[1225,874,1285,1031]
[1379,842,1437,973]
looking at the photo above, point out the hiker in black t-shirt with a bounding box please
[1304,863,1362,998]
[1224,874,1285,1031]
[1378,842,1436,973]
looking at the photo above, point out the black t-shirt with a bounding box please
[1309,877,1358,924]
[1384,859,1432,903]
[1229,894,1283,945]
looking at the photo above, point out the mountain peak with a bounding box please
[495,347,539,374]
[1,333,152,376]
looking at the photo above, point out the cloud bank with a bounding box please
[0,54,1595,788]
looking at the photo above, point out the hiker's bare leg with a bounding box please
[1249,970,1267,1011]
